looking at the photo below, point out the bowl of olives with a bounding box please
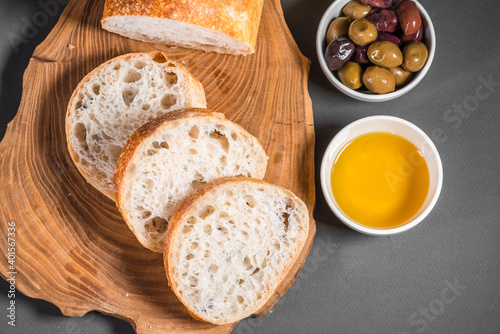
[316,0,435,102]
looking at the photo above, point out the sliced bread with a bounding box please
[114,109,268,252]
[65,52,206,200]
[101,0,265,55]
[164,177,310,325]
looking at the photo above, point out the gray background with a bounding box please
[1,0,499,333]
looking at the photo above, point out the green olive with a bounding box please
[338,62,363,90]
[326,17,351,44]
[343,1,372,20]
[389,66,414,87]
[348,19,378,46]
[402,41,429,72]
[362,66,395,94]
[367,41,403,69]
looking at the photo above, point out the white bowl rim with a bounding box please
[320,115,443,235]
[316,0,436,102]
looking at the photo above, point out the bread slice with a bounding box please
[164,177,310,325]
[66,52,206,200]
[114,109,268,252]
[101,0,264,55]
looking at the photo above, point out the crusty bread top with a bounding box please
[65,52,206,200]
[164,177,310,325]
[101,0,264,54]
[114,109,268,252]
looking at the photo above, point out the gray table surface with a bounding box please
[1,0,499,333]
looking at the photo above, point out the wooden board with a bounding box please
[0,0,316,332]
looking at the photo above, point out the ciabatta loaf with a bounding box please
[164,177,310,325]
[114,109,268,252]
[101,0,264,55]
[66,52,206,200]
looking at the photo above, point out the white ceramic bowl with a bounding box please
[316,0,436,102]
[320,116,443,235]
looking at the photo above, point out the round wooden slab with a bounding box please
[0,0,316,332]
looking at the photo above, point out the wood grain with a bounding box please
[0,0,316,332]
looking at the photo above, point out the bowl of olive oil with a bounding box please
[321,116,443,235]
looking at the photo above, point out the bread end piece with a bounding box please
[101,0,265,55]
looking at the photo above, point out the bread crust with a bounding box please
[114,109,268,252]
[65,52,205,200]
[164,177,310,325]
[102,0,265,54]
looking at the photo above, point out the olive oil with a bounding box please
[331,132,430,229]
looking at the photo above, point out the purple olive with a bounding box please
[352,45,370,64]
[396,0,422,36]
[361,0,393,8]
[366,8,398,32]
[377,32,402,48]
[325,37,355,71]
[400,23,424,43]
